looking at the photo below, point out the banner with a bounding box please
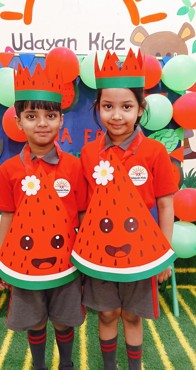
[0,0,195,55]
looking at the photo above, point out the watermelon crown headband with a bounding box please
[95,48,145,89]
[14,63,63,103]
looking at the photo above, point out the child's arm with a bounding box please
[0,212,13,290]
[156,194,174,283]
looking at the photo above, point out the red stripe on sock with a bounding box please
[100,342,117,352]
[127,349,142,359]
[28,332,46,345]
[56,330,74,343]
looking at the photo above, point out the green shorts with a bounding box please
[82,276,160,319]
[6,276,85,331]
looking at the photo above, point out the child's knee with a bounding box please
[99,308,121,324]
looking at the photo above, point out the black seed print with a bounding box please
[40,172,43,178]
[117,185,120,192]
[106,210,109,216]
[113,199,116,205]
[152,244,156,251]
[20,224,23,229]
[93,230,95,236]
[52,224,55,228]
[36,198,40,203]
[48,194,52,200]
[21,263,23,268]
[113,178,116,185]
[56,205,60,211]
[25,199,28,204]
[127,207,130,212]
[24,256,27,261]
[114,259,117,266]
[29,212,31,217]
[117,165,120,171]
[140,250,143,257]
[130,192,133,199]
[26,270,29,275]
[110,154,113,161]
[44,184,47,189]
[42,226,45,232]
[89,253,92,259]
[64,219,67,223]
[127,258,131,264]
[86,240,89,246]
[100,257,103,264]
[81,227,84,233]
[68,233,70,239]
[139,202,143,208]
[89,220,92,226]
[10,228,13,233]
[42,209,45,215]
[13,251,15,256]
[1,252,3,257]
[162,244,166,250]
[17,211,20,216]
[31,228,34,233]
[143,220,147,226]
[96,188,99,194]
[123,176,126,182]
[99,200,101,206]
[78,238,81,243]
[140,235,143,242]
[79,249,82,255]
[96,245,99,250]
[106,188,108,194]
[154,230,158,237]
[89,208,92,214]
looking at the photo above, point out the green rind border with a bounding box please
[71,254,176,282]
[15,90,62,103]
[0,269,80,290]
[96,76,145,89]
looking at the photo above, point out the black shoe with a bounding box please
[59,363,74,370]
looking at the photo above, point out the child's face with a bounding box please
[16,105,63,148]
[99,88,144,144]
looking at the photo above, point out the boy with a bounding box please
[0,60,87,370]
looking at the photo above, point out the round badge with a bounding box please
[54,178,71,197]
[128,166,148,186]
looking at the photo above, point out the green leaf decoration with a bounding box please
[182,0,191,6]
[177,6,189,15]
[192,40,196,53]
[188,8,195,21]
[183,168,196,188]
[0,3,5,7]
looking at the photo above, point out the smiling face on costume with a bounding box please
[99,88,144,145]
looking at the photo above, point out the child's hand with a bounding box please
[0,279,10,290]
[157,267,172,284]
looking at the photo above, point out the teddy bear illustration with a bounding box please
[130,22,195,56]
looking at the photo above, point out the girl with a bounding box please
[72,49,178,370]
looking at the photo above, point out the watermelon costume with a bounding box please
[71,148,176,282]
[0,154,81,290]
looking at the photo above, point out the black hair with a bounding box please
[93,87,147,129]
[14,100,62,118]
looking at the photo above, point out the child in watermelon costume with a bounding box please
[71,49,178,370]
[0,57,87,370]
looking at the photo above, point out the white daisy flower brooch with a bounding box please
[93,160,114,186]
[21,175,41,196]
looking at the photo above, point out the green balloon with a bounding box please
[161,55,196,91]
[172,221,196,258]
[80,51,106,89]
[0,67,15,107]
[140,94,173,131]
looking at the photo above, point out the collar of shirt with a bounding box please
[105,125,142,151]
[20,143,59,165]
